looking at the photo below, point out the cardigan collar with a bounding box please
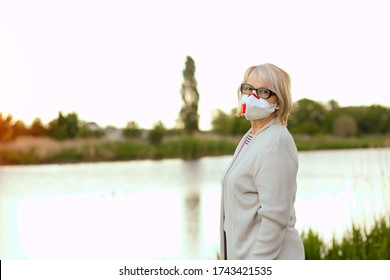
[250,117,278,136]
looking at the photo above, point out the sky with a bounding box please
[1,0,389,130]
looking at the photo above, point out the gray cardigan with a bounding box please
[220,118,305,260]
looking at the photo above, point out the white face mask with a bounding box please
[241,94,278,120]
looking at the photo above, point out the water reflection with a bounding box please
[183,191,200,259]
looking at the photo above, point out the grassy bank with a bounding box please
[294,134,390,150]
[1,134,390,165]
[0,135,239,165]
[302,215,390,260]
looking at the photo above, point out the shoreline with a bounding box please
[1,134,390,166]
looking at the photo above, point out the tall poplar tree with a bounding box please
[179,56,200,134]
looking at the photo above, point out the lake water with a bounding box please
[1,148,389,259]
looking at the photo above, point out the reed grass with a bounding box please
[302,215,390,260]
[0,135,239,164]
[157,136,238,159]
[294,134,390,151]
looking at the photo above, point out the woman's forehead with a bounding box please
[245,74,267,87]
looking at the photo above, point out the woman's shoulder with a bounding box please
[265,122,297,150]
[267,121,292,137]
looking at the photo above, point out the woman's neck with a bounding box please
[250,114,275,135]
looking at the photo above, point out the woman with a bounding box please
[220,63,305,260]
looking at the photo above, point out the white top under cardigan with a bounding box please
[220,118,305,260]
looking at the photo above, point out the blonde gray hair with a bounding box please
[236,63,293,126]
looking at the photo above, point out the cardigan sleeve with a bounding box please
[253,145,298,259]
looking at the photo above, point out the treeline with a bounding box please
[211,98,390,137]
[1,98,390,143]
[0,110,178,147]
[0,112,105,142]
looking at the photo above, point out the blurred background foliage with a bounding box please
[212,98,390,137]
[1,98,390,143]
